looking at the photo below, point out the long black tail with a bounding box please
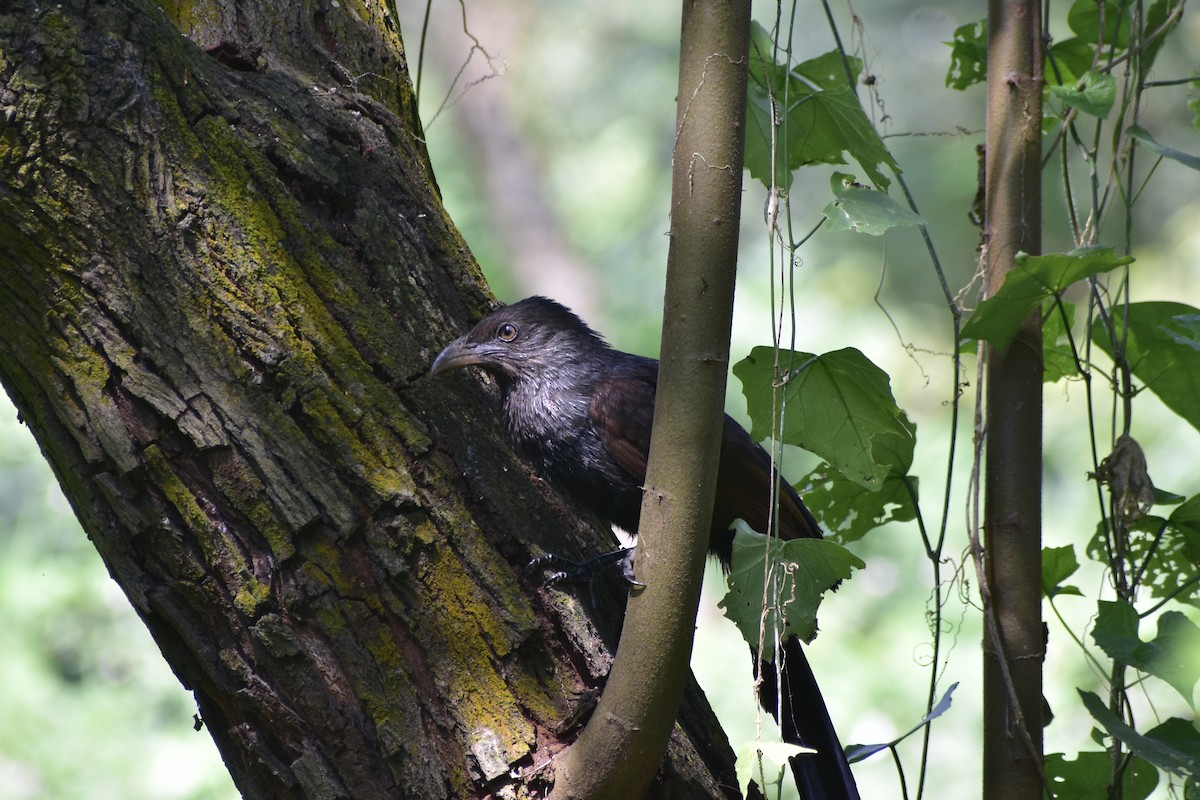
[758,638,859,800]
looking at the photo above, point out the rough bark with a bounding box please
[0,1,739,797]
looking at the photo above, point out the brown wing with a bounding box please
[587,371,656,483]
[588,362,822,561]
[713,418,822,542]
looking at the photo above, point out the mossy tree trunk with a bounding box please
[0,1,739,797]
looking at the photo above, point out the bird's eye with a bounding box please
[496,322,519,342]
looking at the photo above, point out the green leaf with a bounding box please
[1045,751,1159,800]
[1093,598,1143,658]
[1191,81,1200,131]
[719,524,863,646]
[1086,514,1200,608]
[793,49,862,91]
[1081,690,1200,780]
[1128,126,1200,171]
[745,89,791,189]
[945,20,987,90]
[1157,488,1189,506]
[822,172,924,235]
[734,347,915,491]
[1049,70,1117,118]
[1144,613,1200,700]
[962,246,1134,352]
[1067,0,1131,48]
[1046,38,1097,86]
[1144,718,1200,771]
[743,23,897,191]
[745,22,794,189]
[1091,302,1200,432]
[1043,299,1080,383]
[1171,495,1200,533]
[1043,545,1084,598]
[1143,0,1184,71]
[785,86,898,190]
[1093,600,1200,701]
[796,463,917,543]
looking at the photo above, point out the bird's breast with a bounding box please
[502,377,590,454]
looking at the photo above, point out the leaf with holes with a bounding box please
[719,523,863,646]
[795,463,917,543]
[822,172,924,235]
[945,20,987,90]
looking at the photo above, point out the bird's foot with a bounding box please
[552,686,603,737]
[525,547,643,587]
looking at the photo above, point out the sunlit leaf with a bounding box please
[945,20,987,90]
[735,740,813,798]
[1093,600,1200,701]
[793,49,862,90]
[1093,598,1141,651]
[784,86,897,189]
[745,22,794,189]
[822,172,924,236]
[719,524,863,646]
[1045,751,1158,800]
[735,347,915,491]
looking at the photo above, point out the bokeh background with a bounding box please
[3,1,1198,798]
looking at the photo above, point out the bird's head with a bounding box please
[431,296,607,384]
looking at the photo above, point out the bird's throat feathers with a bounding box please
[502,364,596,449]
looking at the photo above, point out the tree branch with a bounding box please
[546,1,751,796]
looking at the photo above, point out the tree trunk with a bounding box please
[0,1,739,797]
[982,0,1044,798]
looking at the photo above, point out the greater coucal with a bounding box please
[431,296,859,800]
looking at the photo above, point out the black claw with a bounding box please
[525,547,639,587]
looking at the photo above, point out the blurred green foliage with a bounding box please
[0,397,236,800]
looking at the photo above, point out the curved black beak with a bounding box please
[430,336,482,376]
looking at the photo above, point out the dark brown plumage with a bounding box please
[432,296,858,800]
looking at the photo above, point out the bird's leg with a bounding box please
[552,685,603,738]
[525,547,643,587]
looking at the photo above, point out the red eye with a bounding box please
[497,322,519,342]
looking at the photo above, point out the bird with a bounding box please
[431,296,859,800]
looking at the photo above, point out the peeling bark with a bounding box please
[0,1,739,797]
